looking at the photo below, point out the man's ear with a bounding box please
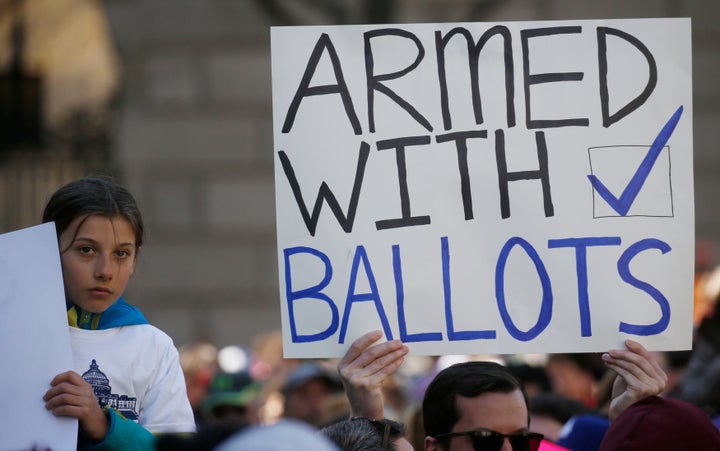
[425,436,441,451]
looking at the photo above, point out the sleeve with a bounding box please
[138,330,197,433]
[84,409,156,451]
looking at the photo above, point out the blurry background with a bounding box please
[0,0,718,350]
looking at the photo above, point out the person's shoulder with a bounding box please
[117,323,178,349]
[130,322,173,338]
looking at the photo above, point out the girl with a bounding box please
[41,177,196,449]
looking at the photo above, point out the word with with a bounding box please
[279,129,553,236]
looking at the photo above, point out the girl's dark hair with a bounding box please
[42,176,144,249]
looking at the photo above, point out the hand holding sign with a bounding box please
[44,371,110,441]
[338,330,409,419]
[602,339,668,421]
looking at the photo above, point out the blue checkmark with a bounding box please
[587,105,684,216]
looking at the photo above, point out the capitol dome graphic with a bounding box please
[82,359,138,420]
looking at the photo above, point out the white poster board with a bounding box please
[271,18,693,358]
[0,223,77,450]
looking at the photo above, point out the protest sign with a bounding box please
[271,18,693,357]
[0,223,77,450]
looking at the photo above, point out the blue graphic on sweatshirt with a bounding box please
[82,359,139,420]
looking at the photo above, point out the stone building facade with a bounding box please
[100,0,720,348]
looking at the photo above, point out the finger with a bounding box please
[609,348,666,382]
[610,372,627,396]
[356,339,406,366]
[43,380,88,402]
[625,339,649,355]
[619,340,660,369]
[355,346,408,379]
[608,340,654,365]
[606,344,665,381]
[48,403,86,417]
[602,355,666,389]
[340,330,383,366]
[603,359,665,394]
[346,352,407,390]
[45,392,78,411]
[603,360,642,387]
[625,340,667,377]
[47,400,98,420]
[342,339,406,373]
[50,371,84,387]
[45,389,94,411]
[353,358,406,391]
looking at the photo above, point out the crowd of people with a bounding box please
[36,176,720,450]
[172,319,720,450]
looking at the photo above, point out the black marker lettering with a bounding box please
[282,33,362,135]
[435,26,515,131]
[522,27,589,129]
[278,142,370,236]
[495,129,554,219]
[365,28,433,133]
[436,130,488,220]
[375,135,433,230]
[598,27,657,128]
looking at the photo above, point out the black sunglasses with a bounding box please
[434,429,544,451]
[350,417,404,451]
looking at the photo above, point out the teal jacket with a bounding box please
[83,408,157,450]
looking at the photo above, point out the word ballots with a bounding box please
[284,235,672,344]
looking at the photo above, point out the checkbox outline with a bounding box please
[588,144,674,219]
[587,106,683,218]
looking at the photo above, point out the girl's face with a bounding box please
[59,214,137,313]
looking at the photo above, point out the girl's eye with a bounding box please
[79,246,95,255]
[116,250,131,259]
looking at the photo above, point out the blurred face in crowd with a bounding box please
[425,389,529,451]
[545,358,596,406]
[529,413,564,443]
[394,436,414,451]
[283,378,331,428]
